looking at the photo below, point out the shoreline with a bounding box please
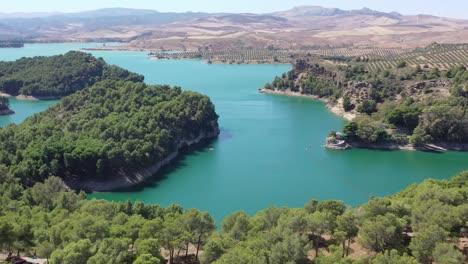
[65,128,220,192]
[259,88,329,102]
[0,92,12,98]
[326,139,468,152]
[260,89,468,153]
[82,46,148,52]
[16,94,62,101]
[259,88,356,121]
[149,56,291,65]
[0,92,62,101]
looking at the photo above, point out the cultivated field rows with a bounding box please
[149,44,468,70]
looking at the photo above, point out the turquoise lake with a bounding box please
[1,43,467,224]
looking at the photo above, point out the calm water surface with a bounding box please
[1,44,467,224]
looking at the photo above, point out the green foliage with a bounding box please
[336,211,359,256]
[396,61,407,69]
[0,51,144,96]
[350,116,388,143]
[385,106,420,131]
[87,238,134,264]
[265,60,341,97]
[413,99,468,143]
[343,122,358,137]
[307,211,330,257]
[201,232,236,264]
[304,199,318,214]
[50,239,95,264]
[408,127,432,146]
[432,243,465,264]
[372,250,418,264]
[213,246,268,264]
[328,131,337,138]
[0,175,216,264]
[269,232,309,264]
[357,100,377,115]
[1,167,468,264]
[135,239,163,261]
[222,211,250,241]
[0,80,219,183]
[0,96,10,110]
[206,172,467,263]
[359,213,405,252]
[409,225,447,264]
[343,96,353,112]
[315,245,354,264]
[133,254,162,264]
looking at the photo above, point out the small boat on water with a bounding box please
[209,147,215,151]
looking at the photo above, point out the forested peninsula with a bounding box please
[0,80,219,190]
[263,59,468,151]
[0,51,143,98]
[1,169,466,263]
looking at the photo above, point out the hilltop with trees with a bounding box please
[0,51,144,98]
[0,80,219,190]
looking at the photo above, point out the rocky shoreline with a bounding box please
[0,92,62,101]
[65,128,220,192]
[260,89,468,153]
[325,137,468,152]
[16,94,62,101]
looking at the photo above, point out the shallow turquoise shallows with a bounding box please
[1,44,467,224]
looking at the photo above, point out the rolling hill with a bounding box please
[0,6,467,49]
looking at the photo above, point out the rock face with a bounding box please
[325,136,351,150]
[0,108,14,116]
[65,126,220,192]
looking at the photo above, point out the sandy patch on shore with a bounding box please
[259,88,328,102]
[326,98,356,121]
[16,95,39,101]
[0,93,41,101]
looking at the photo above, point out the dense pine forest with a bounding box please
[0,169,466,263]
[0,51,144,97]
[264,59,468,147]
[0,80,219,186]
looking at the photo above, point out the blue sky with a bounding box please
[2,0,467,19]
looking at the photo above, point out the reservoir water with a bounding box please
[1,43,467,224]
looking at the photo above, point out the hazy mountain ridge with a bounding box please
[0,6,466,48]
[271,6,402,19]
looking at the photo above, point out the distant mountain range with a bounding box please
[0,6,466,49]
[271,6,402,18]
[0,6,403,20]
[0,8,215,40]
[0,12,63,19]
